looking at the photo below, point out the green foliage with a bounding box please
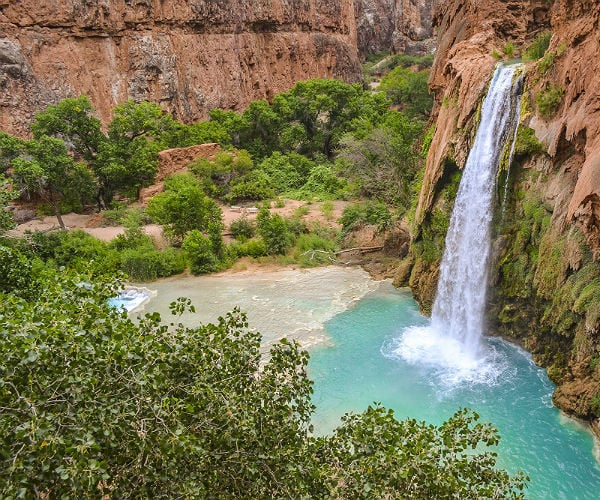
[0,245,32,295]
[228,169,275,202]
[31,95,104,161]
[229,238,268,258]
[524,32,552,61]
[538,51,556,74]
[535,85,564,118]
[294,233,337,267]
[229,215,255,241]
[492,49,503,60]
[337,111,423,209]
[320,200,334,220]
[296,164,348,200]
[503,42,515,58]
[514,125,546,157]
[272,79,390,158]
[317,406,527,499]
[256,206,292,255]
[190,150,255,199]
[379,67,433,118]
[257,151,315,193]
[95,100,178,201]
[340,201,392,233]
[146,177,223,244]
[119,247,185,281]
[182,229,221,274]
[170,120,231,147]
[0,265,528,497]
[0,131,25,174]
[11,136,96,227]
[0,175,16,234]
[591,394,600,417]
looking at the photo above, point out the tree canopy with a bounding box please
[0,261,528,498]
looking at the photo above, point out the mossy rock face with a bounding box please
[490,164,600,419]
[408,257,439,315]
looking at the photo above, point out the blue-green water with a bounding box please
[309,283,600,499]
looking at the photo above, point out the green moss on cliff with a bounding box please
[492,165,600,416]
[408,161,461,313]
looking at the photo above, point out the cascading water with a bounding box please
[392,64,523,386]
[431,64,523,357]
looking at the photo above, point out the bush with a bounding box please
[229,216,255,241]
[230,238,268,258]
[256,207,292,255]
[119,247,185,281]
[182,229,220,274]
[340,201,392,233]
[503,42,515,58]
[524,32,551,61]
[514,125,546,157]
[536,85,564,119]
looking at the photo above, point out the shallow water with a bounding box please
[135,267,600,498]
[309,282,600,500]
[138,267,378,350]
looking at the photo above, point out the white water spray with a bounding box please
[431,64,523,357]
[391,64,523,385]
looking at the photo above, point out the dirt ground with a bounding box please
[8,199,349,244]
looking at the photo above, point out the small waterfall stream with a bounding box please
[431,64,523,357]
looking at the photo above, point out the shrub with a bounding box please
[535,85,564,119]
[256,207,292,255]
[182,229,220,274]
[340,201,392,233]
[514,125,546,157]
[119,247,185,281]
[229,216,255,241]
[538,51,556,74]
[524,32,551,60]
[503,42,515,58]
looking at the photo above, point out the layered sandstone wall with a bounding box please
[408,0,600,433]
[354,0,441,56]
[0,0,361,136]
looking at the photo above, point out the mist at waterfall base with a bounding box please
[308,283,600,499]
[311,63,600,498]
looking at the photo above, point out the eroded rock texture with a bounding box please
[355,0,441,56]
[0,0,361,135]
[410,0,600,433]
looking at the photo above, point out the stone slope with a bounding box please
[0,0,361,135]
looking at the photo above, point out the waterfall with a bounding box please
[431,64,523,357]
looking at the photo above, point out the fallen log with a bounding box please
[335,245,384,256]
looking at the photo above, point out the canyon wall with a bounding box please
[406,0,600,434]
[355,0,441,56]
[0,0,362,136]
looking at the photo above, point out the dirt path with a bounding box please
[8,199,349,243]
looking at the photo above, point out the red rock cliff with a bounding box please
[0,0,361,135]
[412,0,600,432]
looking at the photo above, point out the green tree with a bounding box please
[379,67,433,118]
[272,79,390,158]
[0,175,16,234]
[95,100,177,203]
[256,206,292,255]
[30,96,105,162]
[11,136,96,228]
[182,229,220,274]
[0,267,528,498]
[146,177,222,244]
[0,131,25,174]
[338,111,423,208]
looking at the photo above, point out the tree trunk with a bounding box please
[49,192,65,229]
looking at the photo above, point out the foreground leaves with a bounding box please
[0,267,527,498]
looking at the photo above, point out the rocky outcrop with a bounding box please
[139,142,221,203]
[354,0,441,56]
[0,0,361,136]
[408,0,600,432]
